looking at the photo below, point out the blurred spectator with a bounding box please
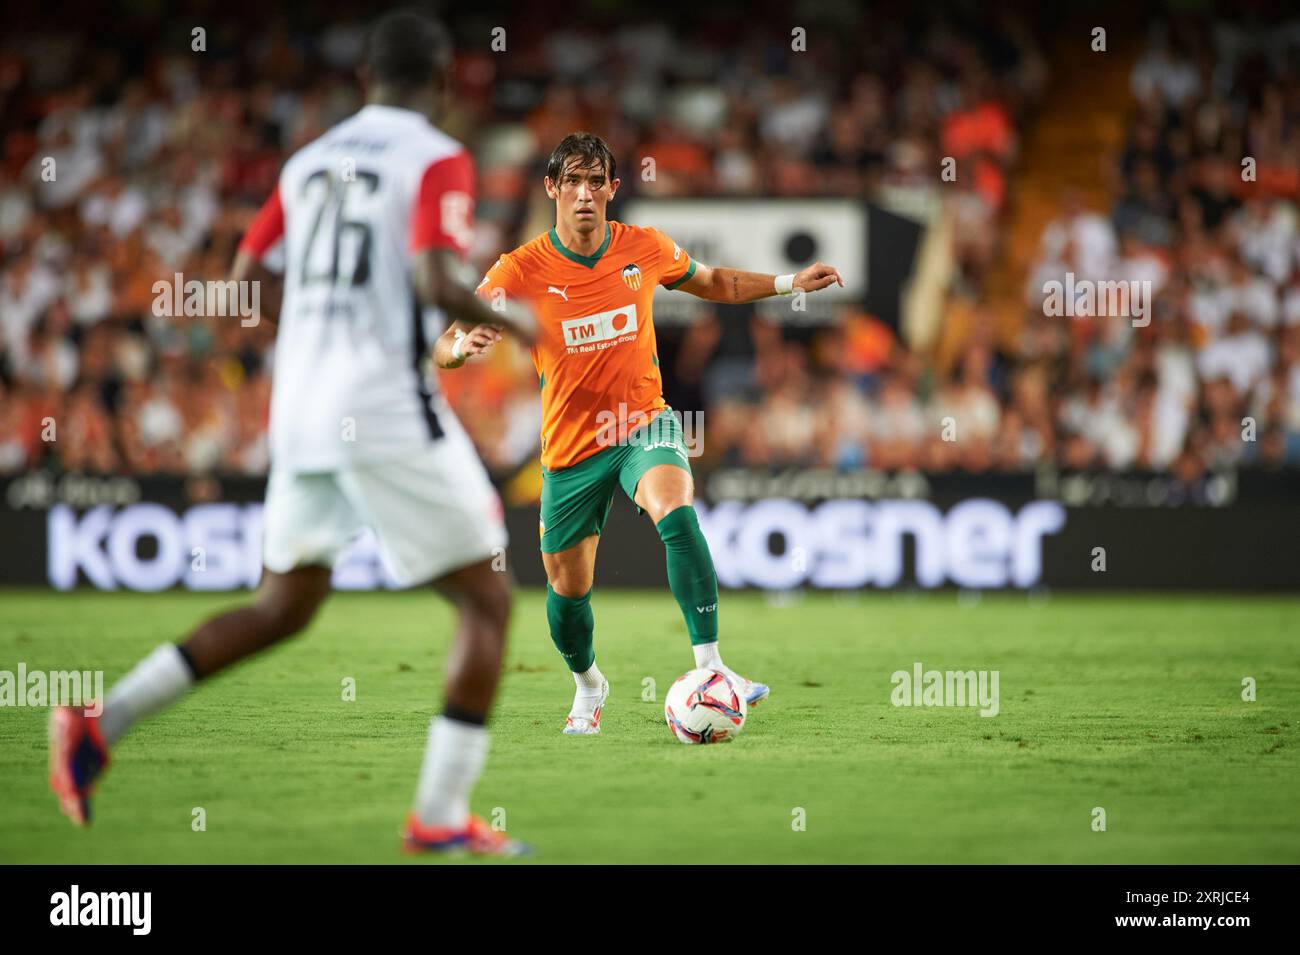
[0,4,1295,486]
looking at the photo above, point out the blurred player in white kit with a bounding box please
[48,9,536,857]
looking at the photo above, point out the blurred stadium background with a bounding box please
[1,0,1298,593]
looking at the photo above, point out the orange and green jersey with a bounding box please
[476,220,696,470]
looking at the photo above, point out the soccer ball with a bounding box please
[664,668,747,744]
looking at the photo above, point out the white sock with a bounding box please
[693,642,744,686]
[99,644,195,746]
[570,663,606,717]
[414,715,489,829]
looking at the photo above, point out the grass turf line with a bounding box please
[1,589,1296,863]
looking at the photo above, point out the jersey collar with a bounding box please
[357,103,431,127]
[548,223,611,269]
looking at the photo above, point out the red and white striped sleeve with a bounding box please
[409,149,476,256]
[237,185,285,260]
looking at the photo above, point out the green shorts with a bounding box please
[540,408,692,553]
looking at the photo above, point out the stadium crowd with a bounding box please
[1,6,1296,483]
[1012,19,1300,477]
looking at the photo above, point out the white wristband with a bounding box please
[451,331,466,362]
[774,273,795,295]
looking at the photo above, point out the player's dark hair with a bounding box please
[546,132,617,184]
[365,9,453,92]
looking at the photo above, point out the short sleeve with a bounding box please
[652,227,696,290]
[410,150,476,255]
[475,253,524,304]
[238,186,285,260]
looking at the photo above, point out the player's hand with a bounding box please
[460,324,503,357]
[793,262,845,292]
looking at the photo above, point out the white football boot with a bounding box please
[737,678,770,707]
[563,678,609,735]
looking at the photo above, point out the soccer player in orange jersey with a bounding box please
[438,132,843,734]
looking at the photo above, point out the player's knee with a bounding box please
[662,496,693,519]
[652,497,694,527]
[548,569,593,599]
[460,576,511,636]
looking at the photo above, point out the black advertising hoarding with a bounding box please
[695,468,1300,591]
[1,468,1297,592]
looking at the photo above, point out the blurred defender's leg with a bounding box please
[96,465,356,747]
[416,560,511,832]
[432,558,512,716]
[347,432,524,851]
[50,467,354,825]
[97,566,332,747]
[180,566,332,677]
[407,559,525,853]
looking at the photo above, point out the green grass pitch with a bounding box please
[1,588,1296,863]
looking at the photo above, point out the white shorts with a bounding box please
[262,439,507,588]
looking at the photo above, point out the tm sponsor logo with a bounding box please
[562,304,638,350]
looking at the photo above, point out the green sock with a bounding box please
[656,504,719,646]
[546,584,595,673]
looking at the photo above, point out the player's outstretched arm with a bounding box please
[675,261,844,303]
[414,248,537,357]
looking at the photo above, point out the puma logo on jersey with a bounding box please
[547,285,569,301]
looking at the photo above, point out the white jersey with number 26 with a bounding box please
[239,104,475,472]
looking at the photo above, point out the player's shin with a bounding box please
[546,583,596,673]
[655,504,719,646]
[413,708,489,829]
[98,644,198,746]
[547,583,607,729]
[656,505,763,699]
